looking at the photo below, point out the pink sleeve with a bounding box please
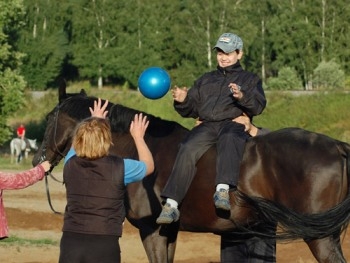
[0,165,46,190]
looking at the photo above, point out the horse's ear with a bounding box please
[58,79,67,103]
[80,89,87,96]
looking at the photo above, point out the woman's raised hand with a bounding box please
[89,98,109,118]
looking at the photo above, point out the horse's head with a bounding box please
[28,139,38,151]
[32,88,102,169]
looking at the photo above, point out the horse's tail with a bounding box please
[236,190,350,241]
[234,140,350,242]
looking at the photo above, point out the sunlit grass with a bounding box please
[0,235,57,246]
[0,155,63,172]
[0,155,34,170]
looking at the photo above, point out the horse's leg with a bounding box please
[19,150,25,163]
[305,234,346,263]
[17,153,22,163]
[141,232,176,263]
[139,224,178,263]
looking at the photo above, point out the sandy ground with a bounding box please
[0,171,349,263]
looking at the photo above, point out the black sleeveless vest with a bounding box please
[62,155,125,236]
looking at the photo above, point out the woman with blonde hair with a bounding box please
[59,99,154,263]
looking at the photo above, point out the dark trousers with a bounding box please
[161,120,248,202]
[59,231,121,263]
[221,223,277,263]
[221,237,276,263]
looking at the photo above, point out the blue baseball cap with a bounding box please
[214,33,243,53]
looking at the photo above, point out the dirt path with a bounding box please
[1,172,349,263]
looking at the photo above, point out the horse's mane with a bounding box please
[57,94,186,136]
[109,104,186,136]
[58,95,98,120]
[108,104,139,133]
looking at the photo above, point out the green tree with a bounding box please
[263,0,350,90]
[13,0,350,92]
[66,0,131,88]
[111,0,180,88]
[317,0,350,72]
[267,67,302,90]
[313,60,345,90]
[18,0,69,90]
[166,0,258,86]
[265,1,317,89]
[0,0,27,144]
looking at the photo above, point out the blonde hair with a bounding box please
[72,117,112,159]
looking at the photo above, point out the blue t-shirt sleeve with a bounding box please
[124,159,147,186]
[64,149,146,185]
[64,148,76,165]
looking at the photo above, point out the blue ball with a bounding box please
[138,67,171,99]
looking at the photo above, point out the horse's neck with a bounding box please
[110,134,136,157]
[26,139,36,148]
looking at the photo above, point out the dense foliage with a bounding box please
[0,0,26,144]
[13,0,350,90]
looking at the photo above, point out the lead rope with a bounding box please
[53,106,67,158]
[43,105,65,215]
[45,171,63,215]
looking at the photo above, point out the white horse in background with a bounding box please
[10,138,38,163]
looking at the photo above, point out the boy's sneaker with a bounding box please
[213,189,230,211]
[156,203,180,224]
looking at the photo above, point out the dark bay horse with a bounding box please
[32,87,350,263]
